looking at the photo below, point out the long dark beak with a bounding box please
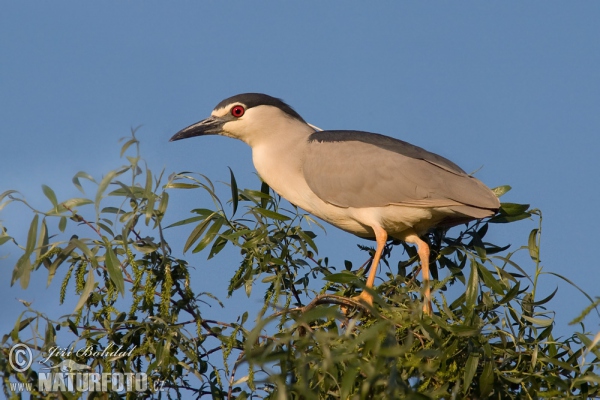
[169,116,225,142]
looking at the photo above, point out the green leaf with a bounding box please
[74,267,95,312]
[208,234,228,259]
[144,167,153,198]
[323,272,360,284]
[465,262,479,313]
[476,262,504,295]
[464,354,479,394]
[145,192,155,225]
[72,171,96,194]
[165,215,205,229]
[157,192,169,223]
[164,182,201,189]
[47,242,77,286]
[101,206,125,214]
[12,255,32,289]
[500,203,530,215]
[228,167,238,216]
[193,217,224,254]
[0,189,18,203]
[479,360,494,397]
[297,229,318,253]
[34,218,49,268]
[443,323,481,337]
[95,170,118,215]
[183,214,216,253]
[254,207,290,222]
[58,216,67,232]
[24,214,39,255]
[528,228,539,262]
[120,137,138,157]
[521,314,554,327]
[260,181,270,208]
[42,184,58,208]
[489,202,531,223]
[71,238,98,268]
[491,185,511,197]
[104,238,125,296]
[341,367,359,400]
[532,287,558,306]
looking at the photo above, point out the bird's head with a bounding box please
[170,93,314,147]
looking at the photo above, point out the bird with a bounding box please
[170,93,500,315]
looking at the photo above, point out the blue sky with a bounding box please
[1,1,599,351]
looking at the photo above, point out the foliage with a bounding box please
[1,132,599,399]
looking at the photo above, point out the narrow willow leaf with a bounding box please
[102,206,125,214]
[297,229,318,253]
[120,137,138,157]
[193,217,224,254]
[10,311,27,341]
[58,216,67,232]
[528,228,540,262]
[465,262,479,313]
[341,367,359,400]
[208,235,228,260]
[19,260,33,289]
[491,185,511,197]
[463,354,479,394]
[476,262,504,295]
[165,215,204,229]
[25,214,39,255]
[521,314,554,327]
[144,168,153,198]
[145,193,155,226]
[500,203,530,215]
[498,281,521,305]
[546,271,595,305]
[12,256,32,289]
[442,323,481,337]
[74,267,95,312]
[0,190,18,202]
[260,181,270,208]
[95,170,118,214]
[254,207,290,221]
[323,272,360,284]
[479,360,494,397]
[72,171,96,194]
[56,198,94,213]
[42,185,58,208]
[47,242,77,286]
[183,215,216,253]
[165,183,200,189]
[532,287,558,306]
[98,222,114,236]
[157,192,169,223]
[228,167,238,216]
[34,218,49,268]
[104,238,125,296]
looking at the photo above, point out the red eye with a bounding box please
[231,105,245,118]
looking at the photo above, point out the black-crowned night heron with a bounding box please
[170,93,500,314]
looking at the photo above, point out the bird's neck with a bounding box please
[250,122,314,203]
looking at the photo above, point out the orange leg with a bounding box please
[404,232,432,315]
[355,226,387,306]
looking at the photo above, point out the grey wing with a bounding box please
[303,131,500,214]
